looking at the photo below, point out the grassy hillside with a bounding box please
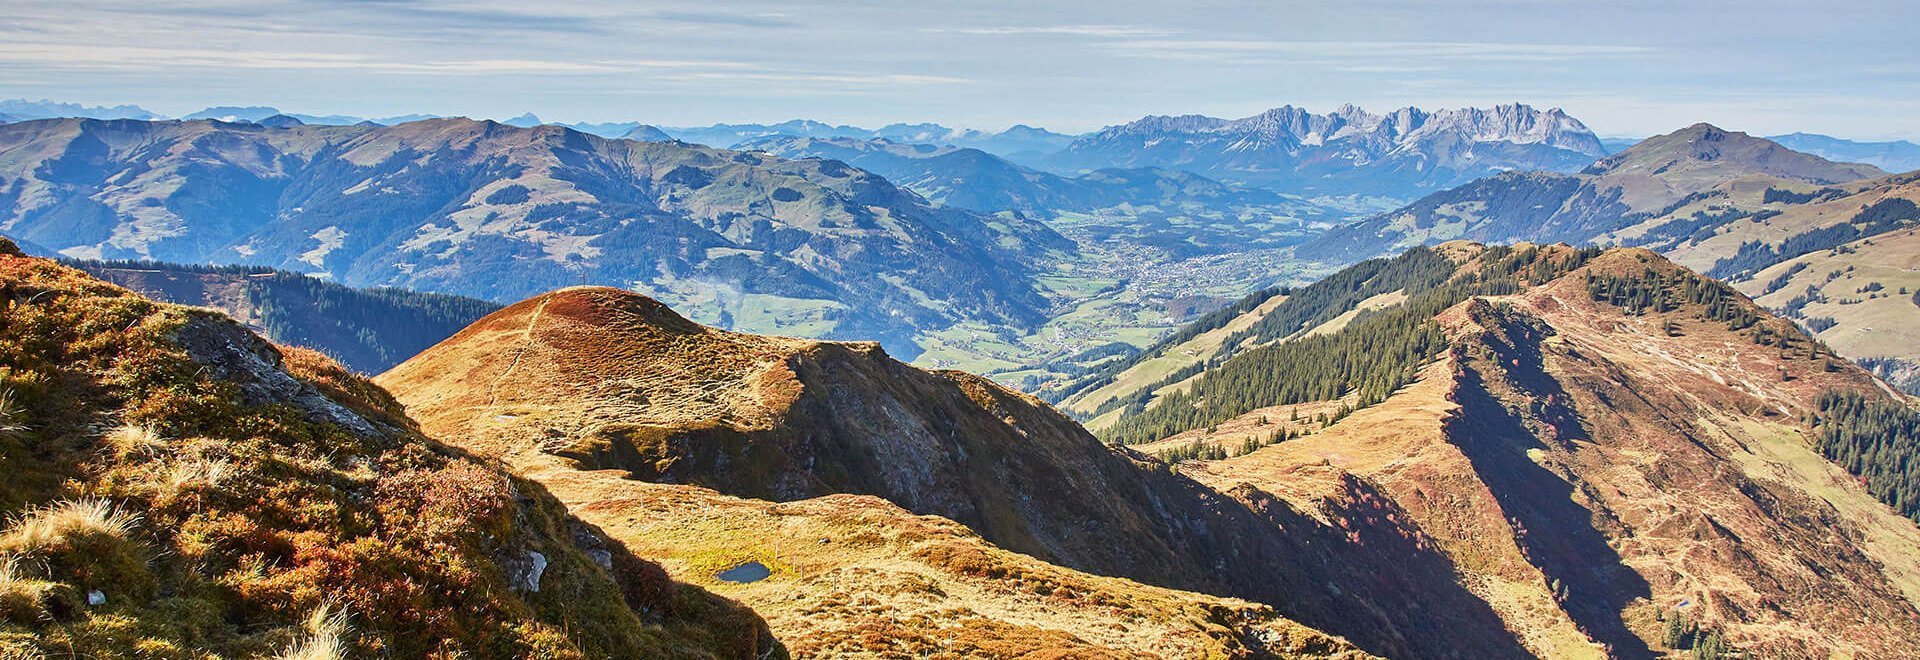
[375,286,1394,657]
[0,238,775,658]
[1174,247,1920,657]
[1738,220,1920,393]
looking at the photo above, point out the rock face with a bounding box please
[1047,103,1608,198]
[0,117,1070,356]
[0,240,778,658]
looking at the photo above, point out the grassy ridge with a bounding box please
[1100,245,1600,445]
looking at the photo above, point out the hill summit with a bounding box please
[380,285,1391,656]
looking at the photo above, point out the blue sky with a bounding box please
[4,0,1917,139]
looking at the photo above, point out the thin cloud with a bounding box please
[0,43,752,74]
[932,25,1183,38]
[660,71,970,86]
[1107,39,1654,63]
[653,11,800,29]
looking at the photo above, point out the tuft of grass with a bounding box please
[0,390,25,437]
[0,500,138,556]
[0,499,151,603]
[0,554,77,626]
[103,423,164,460]
[163,457,233,492]
[277,603,351,660]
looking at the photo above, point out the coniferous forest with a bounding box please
[1101,245,1600,445]
[67,259,500,373]
[1812,391,1920,522]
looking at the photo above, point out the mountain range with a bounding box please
[0,117,1069,356]
[1296,123,1920,395]
[1301,123,1888,261]
[1044,103,1609,199]
[374,244,1920,657]
[661,120,1079,159]
[1767,132,1920,173]
[737,135,1294,215]
[0,98,163,121]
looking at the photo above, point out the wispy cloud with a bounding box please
[930,25,1183,38]
[659,71,970,86]
[653,10,799,29]
[1107,40,1654,63]
[0,43,752,74]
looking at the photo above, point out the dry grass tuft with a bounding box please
[278,603,351,660]
[0,390,25,437]
[0,499,139,555]
[103,423,164,460]
[0,555,72,626]
[164,457,234,491]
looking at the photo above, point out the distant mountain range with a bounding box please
[0,117,1071,356]
[1599,136,1644,153]
[1767,132,1920,173]
[0,98,162,120]
[180,105,436,126]
[663,120,1079,158]
[739,135,1300,214]
[740,135,1334,258]
[1044,103,1609,199]
[1301,123,1887,261]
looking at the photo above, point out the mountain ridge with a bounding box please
[0,116,1070,356]
[1073,242,1920,656]
[378,284,1478,657]
[1301,123,1888,261]
[1047,102,1609,198]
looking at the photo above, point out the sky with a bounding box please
[3,0,1918,140]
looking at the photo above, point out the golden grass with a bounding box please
[102,423,163,460]
[0,500,138,556]
[277,604,350,660]
[0,557,44,622]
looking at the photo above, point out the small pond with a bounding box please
[716,561,770,583]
